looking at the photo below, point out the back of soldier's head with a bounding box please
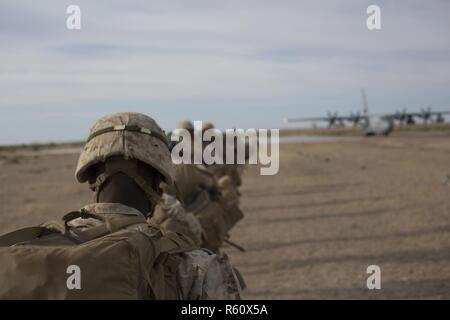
[75,112,175,208]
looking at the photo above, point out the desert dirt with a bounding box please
[1,130,449,299]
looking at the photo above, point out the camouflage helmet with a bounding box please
[202,121,214,132]
[75,112,174,186]
[176,120,194,132]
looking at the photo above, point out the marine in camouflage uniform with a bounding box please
[154,121,241,252]
[153,120,247,289]
[201,122,246,237]
[153,120,204,248]
[76,113,242,299]
[0,113,241,300]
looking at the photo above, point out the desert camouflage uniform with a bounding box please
[150,193,203,247]
[200,124,247,224]
[151,185,247,291]
[73,112,242,299]
[174,164,230,251]
[151,164,242,253]
[68,202,242,300]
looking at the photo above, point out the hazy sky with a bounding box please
[1,0,449,144]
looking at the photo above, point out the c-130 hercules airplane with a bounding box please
[284,90,450,136]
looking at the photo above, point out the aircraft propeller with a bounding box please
[420,106,433,124]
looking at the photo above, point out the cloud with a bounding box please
[0,0,449,143]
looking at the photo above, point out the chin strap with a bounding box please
[89,158,162,206]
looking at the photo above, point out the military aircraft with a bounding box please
[284,90,450,136]
[284,112,394,136]
[284,106,450,136]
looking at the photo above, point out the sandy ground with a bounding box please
[1,131,449,299]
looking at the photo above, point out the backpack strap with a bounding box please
[62,209,105,227]
[62,209,149,241]
[0,226,59,247]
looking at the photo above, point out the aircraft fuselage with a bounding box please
[363,116,394,136]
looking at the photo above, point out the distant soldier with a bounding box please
[144,123,200,245]
[155,121,244,252]
[200,122,246,232]
[155,120,247,288]
[0,112,241,300]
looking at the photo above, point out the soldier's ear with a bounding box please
[84,162,104,184]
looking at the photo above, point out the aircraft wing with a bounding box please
[284,117,331,123]
[381,110,450,119]
[284,115,368,123]
[426,111,450,115]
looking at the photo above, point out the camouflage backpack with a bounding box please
[0,209,193,300]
